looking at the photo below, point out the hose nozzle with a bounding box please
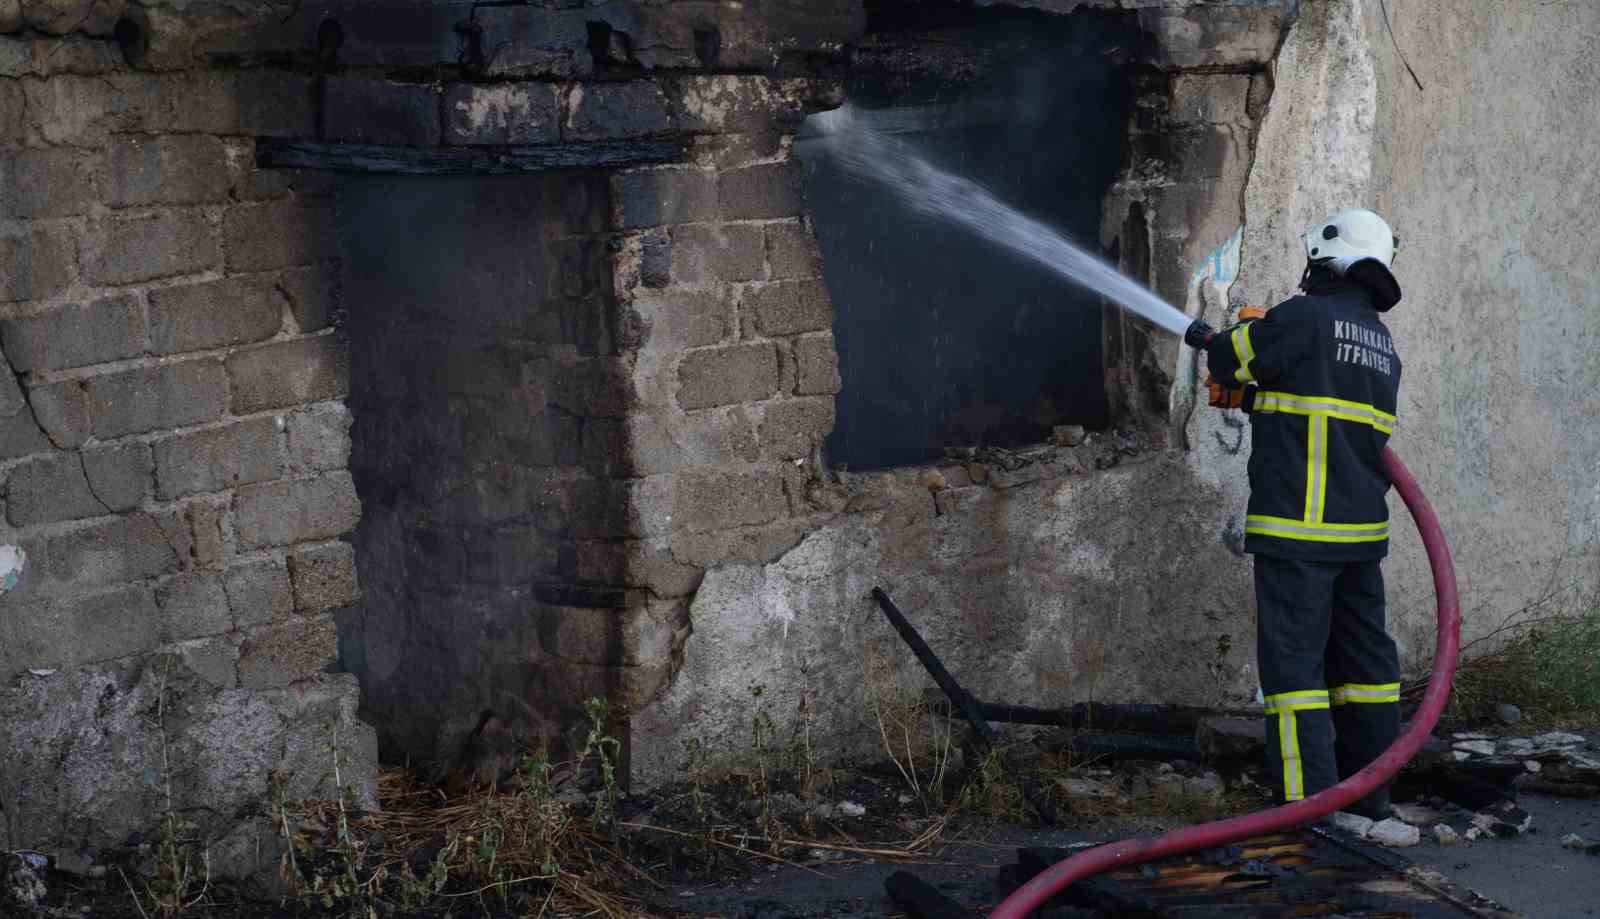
[1184,319,1216,350]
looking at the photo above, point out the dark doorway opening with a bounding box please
[795,8,1141,471]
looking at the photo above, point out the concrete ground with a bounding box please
[664,795,1600,918]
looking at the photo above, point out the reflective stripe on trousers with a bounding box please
[1330,681,1402,705]
[1264,689,1331,801]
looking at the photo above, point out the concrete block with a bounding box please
[621,407,760,477]
[176,635,240,688]
[671,76,800,134]
[1168,73,1252,127]
[718,161,804,220]
[82,441,152,512]
[0,227,74,303]
[0,147,99,218]
[103,135,231,208]
[224,557,293,628]
[226,336,349,414]
[471,5,591,77]
[82,211,219,286]
[288,541,361,612]
[24,379,89,447]
[323,78,442,147]
[443,83,560,145]
[232,472,361,550]
[640,228,671,289]
[793,333,841,395]
[153,417,284,500]
[236,614,338,689]
[0,295,144,373]
[669,223,765,283]
[277,264,340,333]
[611,166,719,230]
[746,280,832,337]
[48,512,181,586]
[765,221,823,280]
[184,497,229,568]
[148,276,285,354]
[155,572,233,641]
[231,69,319,137]
[1140,5,1288,71]
[5,453,106,526]
[84,360,229,439]
[671,471,789,534]
[760,397,836,459]
[630,285,733,349]
[1,585,159,675]
[0,408,52,459]
[565,81,672,141]
[676,342,778,409]
[286,404,352,475]
[222,200,338,273]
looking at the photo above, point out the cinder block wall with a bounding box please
[0,15,373,873]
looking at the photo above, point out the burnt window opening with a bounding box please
[795,7,1142,471]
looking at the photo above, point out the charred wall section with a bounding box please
[339,173,627,761]
[798,8,1143,470]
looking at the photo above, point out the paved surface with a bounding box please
[1407,792,1600,919]
[664,795,1600,918]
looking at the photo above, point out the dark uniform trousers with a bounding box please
[1255,554,1401,816]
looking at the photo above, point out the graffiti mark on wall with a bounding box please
[1,545,26,593]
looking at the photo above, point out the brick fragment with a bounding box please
[277,264,341,333]
[286,404,352,474]
[761,397,836,459]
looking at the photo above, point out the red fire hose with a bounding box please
[989,447,1460,918]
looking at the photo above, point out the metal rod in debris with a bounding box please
[870,586,1058,825]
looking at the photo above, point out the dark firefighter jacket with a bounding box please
[1204,266,1403,562]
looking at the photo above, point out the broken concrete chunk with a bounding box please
[1329,811,1373,837]
[1453,739,1497,757]
[1563,833,1589,850]
[1367,818,1421,848]
[1433,824,1461,846]
[1391,803,1442,826]
[837,800,866,817]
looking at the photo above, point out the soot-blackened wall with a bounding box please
[340,172,626,762]
[797,10,1141,470]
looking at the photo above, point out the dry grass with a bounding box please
[1406,608,1600,727]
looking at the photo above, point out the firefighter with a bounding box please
[1184,208,1404,820]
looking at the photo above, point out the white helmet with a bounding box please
[1302,208,1399,269]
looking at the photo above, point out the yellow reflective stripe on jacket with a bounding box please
[1330,682,1401,705]
[1246,515,1390,544]
[1305,414,1328,524]
[1231,323,1258,383]
[1264,689,1328,801]
[1251,391,1397,434]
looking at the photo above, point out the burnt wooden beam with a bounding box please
[255,138,688,174]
